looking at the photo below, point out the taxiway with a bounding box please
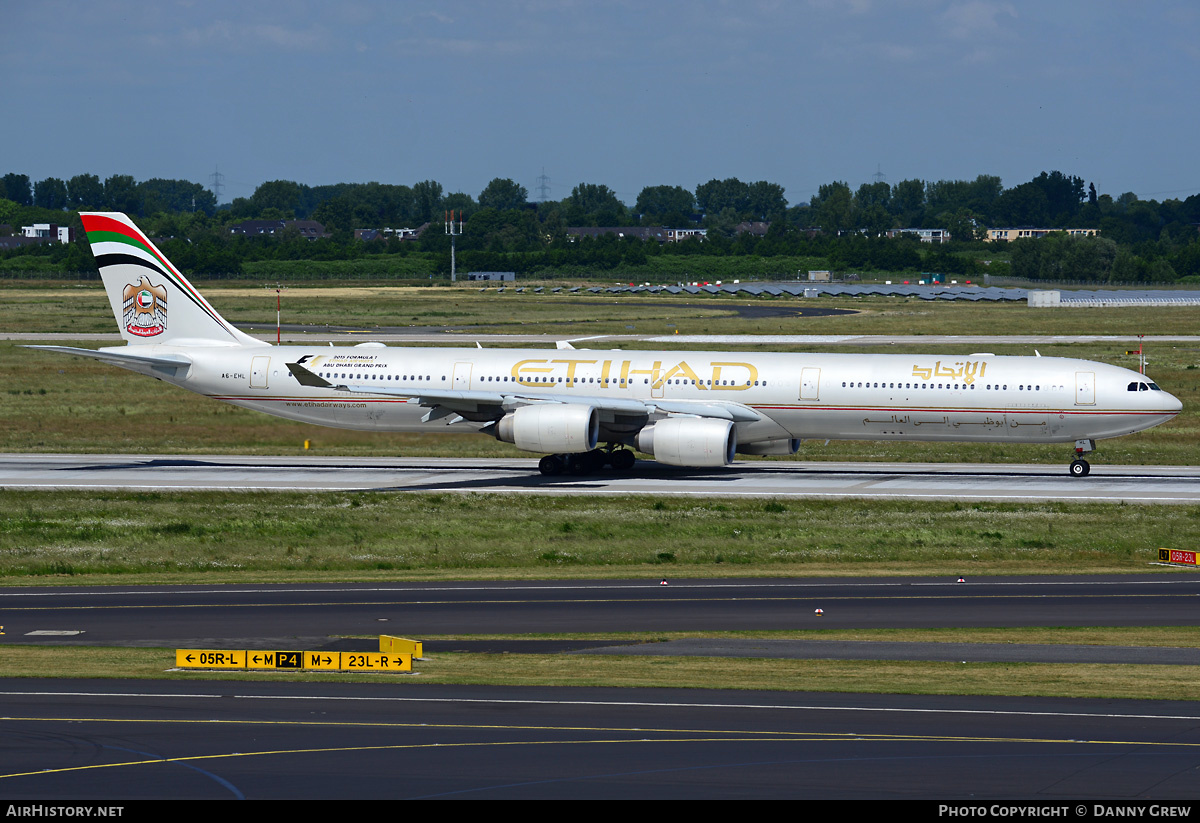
[4,681,1200,799]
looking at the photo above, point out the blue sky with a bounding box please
[6,0,1199,206]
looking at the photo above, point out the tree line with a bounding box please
[2,170,1199,284]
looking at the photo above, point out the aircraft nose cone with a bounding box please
[1166,391,1183,414]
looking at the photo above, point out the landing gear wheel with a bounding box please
[538,455,564,476]
[610,449,636,471]
[1069,458,1090,477]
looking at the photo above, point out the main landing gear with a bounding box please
[1068,438,1095,477]
[538,447,636,476]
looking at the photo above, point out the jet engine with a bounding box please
[496,404,599,454]
[635,417,736,467]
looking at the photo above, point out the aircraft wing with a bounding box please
[649,399,762,422]
[27,345,192,378]
[286,361,764,423]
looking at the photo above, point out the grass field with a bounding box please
[3,642,1200,700]
[0,490,1192,579]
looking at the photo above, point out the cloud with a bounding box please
[880,43,918,61]
[182,20,327,52]
[394,37,533,58]
[940,1,1016,39]
[805,0,874,13]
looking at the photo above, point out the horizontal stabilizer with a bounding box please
[26,345,191,378]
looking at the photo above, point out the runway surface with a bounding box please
[3,453,1200,502]
[3,680,1200,799]
[4,577,1198,647]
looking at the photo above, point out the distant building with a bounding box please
[21,223,73,243]
[567,226,668,242]
[467,271,515,281]
[229,219,329,239]
[734,221,770,237]
[566,226,707,243]
[665,228,707,242]
[886,228,951,244]
[354,223,430,242]
[1028,290,1062,307]
[985,228,1098,242]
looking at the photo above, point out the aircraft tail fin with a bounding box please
[80,212,263,347]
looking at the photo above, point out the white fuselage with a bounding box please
[110,343,1181,447]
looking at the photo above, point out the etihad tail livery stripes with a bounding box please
[82,212,262,347]
[32,212,1182,477]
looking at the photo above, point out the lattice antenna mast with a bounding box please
[209,165,225,204]
[535,167,551,202]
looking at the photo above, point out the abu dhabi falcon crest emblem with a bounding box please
[122,275,168,337]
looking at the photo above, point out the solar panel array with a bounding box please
[478,282,1200,304]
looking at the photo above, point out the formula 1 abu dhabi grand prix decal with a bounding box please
[122,275,167,337]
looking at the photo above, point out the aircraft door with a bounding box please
[800,367,821,401]
[650,365,665,399]
[1075,371,1095,406]
[251,356,270,389]
[452,362,473,391]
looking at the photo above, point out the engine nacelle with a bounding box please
[635,417,736,467]
[496,404,599,454]
[737,438,801,456]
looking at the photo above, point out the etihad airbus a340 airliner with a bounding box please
[32,212,1181,477]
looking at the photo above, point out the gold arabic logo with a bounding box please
[912,360,986,384]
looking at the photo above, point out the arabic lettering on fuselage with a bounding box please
[911,360,987,384]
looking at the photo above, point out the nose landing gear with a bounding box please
[1069,439,1095,477]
